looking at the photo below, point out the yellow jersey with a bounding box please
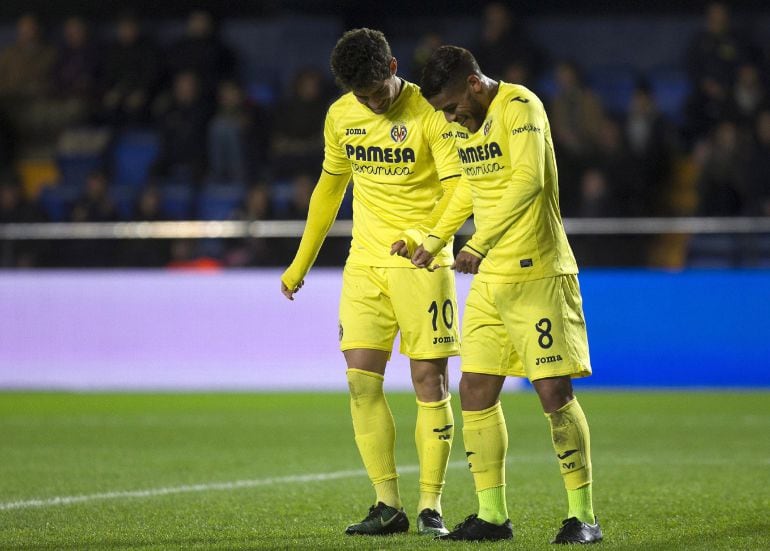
[321,80,461,268]
[431,82,578,283]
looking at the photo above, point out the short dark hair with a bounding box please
[330,28,392,90]
[420,45,481,99]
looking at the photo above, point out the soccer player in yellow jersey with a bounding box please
[409,46,603,544]
[280,29,462,537]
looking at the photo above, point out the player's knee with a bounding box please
[459,374,499,410]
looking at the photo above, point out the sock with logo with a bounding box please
[462,402,509,525]
[545,397,594,524]
[415,395,454,514]
[347,368,402,509]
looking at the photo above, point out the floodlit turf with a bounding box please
[1,391,769,550]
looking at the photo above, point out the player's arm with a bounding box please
[281,169,350,299]
[411,176,473,269]
[282,109,352,300]
[393,111,462,258]
[463,97,546,257]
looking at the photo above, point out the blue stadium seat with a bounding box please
[37,185,80,222]
[57,154,103,189]
[270,180,293,218]
[112,130,160,188]
[648,66,691,125]
[196,182,245,220]
[588,65,638,115]
[111,186,137,220]
[589,65,636,112]
[160,184,195,220]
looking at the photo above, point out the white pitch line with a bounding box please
[3,453,765,512]
[0,461,467,512]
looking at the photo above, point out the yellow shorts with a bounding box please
[339,264,460,360]
[461,274,592,381]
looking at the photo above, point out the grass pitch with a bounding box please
[1,391,769,550]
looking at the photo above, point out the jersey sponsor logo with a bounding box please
[390,123,408,143]
[511,96,530,103]
[462,162,504,176]
[482,119,492,136]
[444,129,469,139]
[535,354,563,366]
[344,144,416,163]
[432,335,456,345]
[345,127,367,135]
[350,163,413,176]
[512,123,541,135]
[457,142,503,164]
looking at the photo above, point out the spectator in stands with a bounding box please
[153,71,212,185]
[100,13,161,126]
[685,2,757,93]
[696,120,749,216]
[549,60,605,214]
[68,169,118,266]
[410,32,443,83]
[731,64,766,131]
[208,80,258,183]
[0,13,57,157]
[53,16,99,102]
[269,68,329,178]
[624,82,678,215]
[70,169,118,222]
[746,109,770,216]
[121,186,170,266]
[0,178,47,267]
[282,173,313,219]
[166,10,235,106]
[225,184,273,266]
[0,13,55,100]
[473,2,544,82]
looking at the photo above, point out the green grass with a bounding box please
[1,391,769,550]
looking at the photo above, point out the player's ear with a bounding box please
[467,74,482,92]
[389,57,398,76]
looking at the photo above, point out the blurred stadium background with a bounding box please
[0,0,768,389]
[2,2,770,549]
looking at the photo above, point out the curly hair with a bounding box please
[420,45,481,99]
[330,28,392,90]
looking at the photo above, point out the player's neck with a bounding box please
[482,77,499,111]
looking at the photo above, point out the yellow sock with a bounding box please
[462,403,508,524]
[545,398,594,523]
[347,368,401,509]
[415,395,454,514]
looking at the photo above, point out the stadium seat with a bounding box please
[160,184,195,220]
[57,154,103,189]
[37,185,80,222]
[112,130,160,188]
[648,66,691,124]
[111,186,137,220]
[196,182,245,220]
[587,64,638,115]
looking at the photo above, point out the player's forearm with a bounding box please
[421,178,474,255]
[416,175,460,235]
[466,168,542,255]
[282,170,350,287]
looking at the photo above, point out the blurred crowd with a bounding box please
[1,2,769,268]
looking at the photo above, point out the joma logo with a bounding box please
[535,354,563,366]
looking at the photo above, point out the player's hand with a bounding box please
[281,279,304,301]
[390,240,410,258]
[411,245,440,271]
[452,250,482,274]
